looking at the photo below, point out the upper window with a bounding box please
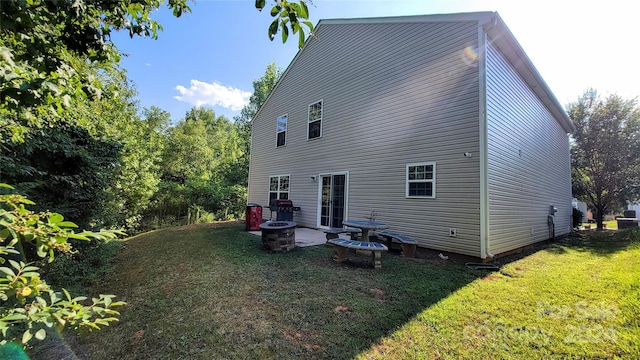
[276,114,287,147]
[308,100,322,140]
[269,175,290,203]
[406,162,436,198]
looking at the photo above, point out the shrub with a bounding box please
[572,207,584,228]
[0,184,125,347]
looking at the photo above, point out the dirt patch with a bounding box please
[480,275,502,281]
[172,221,241,232]
[370,288,385,302]
[333,305,350,313]
[132,329,145,342]
[282,329,322,351]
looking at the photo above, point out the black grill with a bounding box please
[269,199,301,221]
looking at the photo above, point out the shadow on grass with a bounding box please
[53,223,634,360]
[552,228,640,257]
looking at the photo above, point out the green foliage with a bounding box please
[234,62,283,186]
[0,124,121,230]
[572,207,584,229]
[256,0,314,47]
[142,107,247,227]
[0,185,125,346]
[162,108,225,183]
[41,239,123,296]
[1,0,313,142]
[2,2,309,232]
[68,70,167,230]
[145,180,247,228]
[105,106,168,229]
[0,0,191,142]
[569,90,640,229]
[237,62,283,125]
[2,66,167,231]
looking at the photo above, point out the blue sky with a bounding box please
[112,0,639,122]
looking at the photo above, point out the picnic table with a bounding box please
[342,219,389,242]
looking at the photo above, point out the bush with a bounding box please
[0,185,125,347]
[572,207,584,228]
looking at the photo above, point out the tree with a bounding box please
[569,90,640,230]
[0,124,121,230]
[1,0,313,142]
[71,70,169,231]
[146,107,246,225]
[0,0,187,142]
[0,67,167,231]
[234,63,283,186]
[0,0,314,350]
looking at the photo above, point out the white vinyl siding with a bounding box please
[485,39,572,254]
[248,19,482,256]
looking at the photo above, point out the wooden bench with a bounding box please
[323,227,362,240]
[377,230,418,257]
[326,238,388,269]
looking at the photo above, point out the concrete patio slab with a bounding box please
[248,227,349,247]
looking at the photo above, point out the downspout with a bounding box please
[479,16,495,259]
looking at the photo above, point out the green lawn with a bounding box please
[582,220,619,229]
[54,224,638,359]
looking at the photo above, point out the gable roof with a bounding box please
[256,11,576,134]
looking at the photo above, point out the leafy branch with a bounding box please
[256,0,315,48]
[0,184,125,346]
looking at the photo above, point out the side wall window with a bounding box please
[406,162,436,198]
[308,100,322,140]
[269,175,290,203]
[277,114,287,147]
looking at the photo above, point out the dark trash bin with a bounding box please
[245,203,262,231]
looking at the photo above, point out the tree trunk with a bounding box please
[596,205,605,230]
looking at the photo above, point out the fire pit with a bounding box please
[259,221,297,251]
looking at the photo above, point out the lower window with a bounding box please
[406,162,436,198]
[269,175,290,203]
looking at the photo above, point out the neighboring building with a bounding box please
[628,203,640,217]
[247,12,576,259]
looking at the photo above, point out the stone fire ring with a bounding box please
[259,221,297,230]
[259,221,297,252]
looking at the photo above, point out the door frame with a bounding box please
[316,171,349,229]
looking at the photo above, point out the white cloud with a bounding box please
[173,80,251,111]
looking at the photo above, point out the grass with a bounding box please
[581,221,616,229]
[582,220,627,229]
[53,223,638,359]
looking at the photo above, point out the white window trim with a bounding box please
[269,174,291,202]
[276,114,287,147]
[406,162,436,198]
[307,99,323,140]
